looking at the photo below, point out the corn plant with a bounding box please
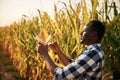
[0,0,120,80]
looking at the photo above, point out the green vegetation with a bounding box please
[0,0,120,80]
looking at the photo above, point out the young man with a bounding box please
[38,20,105,80]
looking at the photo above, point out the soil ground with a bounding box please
[0,48,22,80]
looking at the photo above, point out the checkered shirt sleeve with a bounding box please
[54,44,104,80]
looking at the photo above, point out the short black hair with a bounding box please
[87,20,105,41]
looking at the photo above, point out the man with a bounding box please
[38,20,105,80]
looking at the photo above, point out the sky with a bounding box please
[0,0,119,27]
[0,0,57,27]
[0,0,81,27]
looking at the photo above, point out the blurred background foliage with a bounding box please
[0,0,120,80]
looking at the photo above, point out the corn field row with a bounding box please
[0,0,120,80]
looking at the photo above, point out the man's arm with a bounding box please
[54,52,99,80]
[38,43,57,74]
[43,53,57,74]
[48,42,69,66]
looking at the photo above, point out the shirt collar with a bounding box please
[85,43,101,50]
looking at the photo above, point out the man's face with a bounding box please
[80,25,93,45]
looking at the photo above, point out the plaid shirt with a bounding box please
[54,44,104,80]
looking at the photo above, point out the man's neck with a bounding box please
[85,42,99,47]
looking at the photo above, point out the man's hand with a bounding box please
[48,42,60,53]
[38,43,48,56]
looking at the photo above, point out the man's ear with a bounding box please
[92,31,98,40]
[93,31,97,36]
[91,31,98,37]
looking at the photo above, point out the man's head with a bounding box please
[80,20,105,45]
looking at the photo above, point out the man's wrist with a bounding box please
[43,53,57,74]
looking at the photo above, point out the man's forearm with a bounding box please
[57,49,69,66]
[44,54,57,74]
[48,42,69,66]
